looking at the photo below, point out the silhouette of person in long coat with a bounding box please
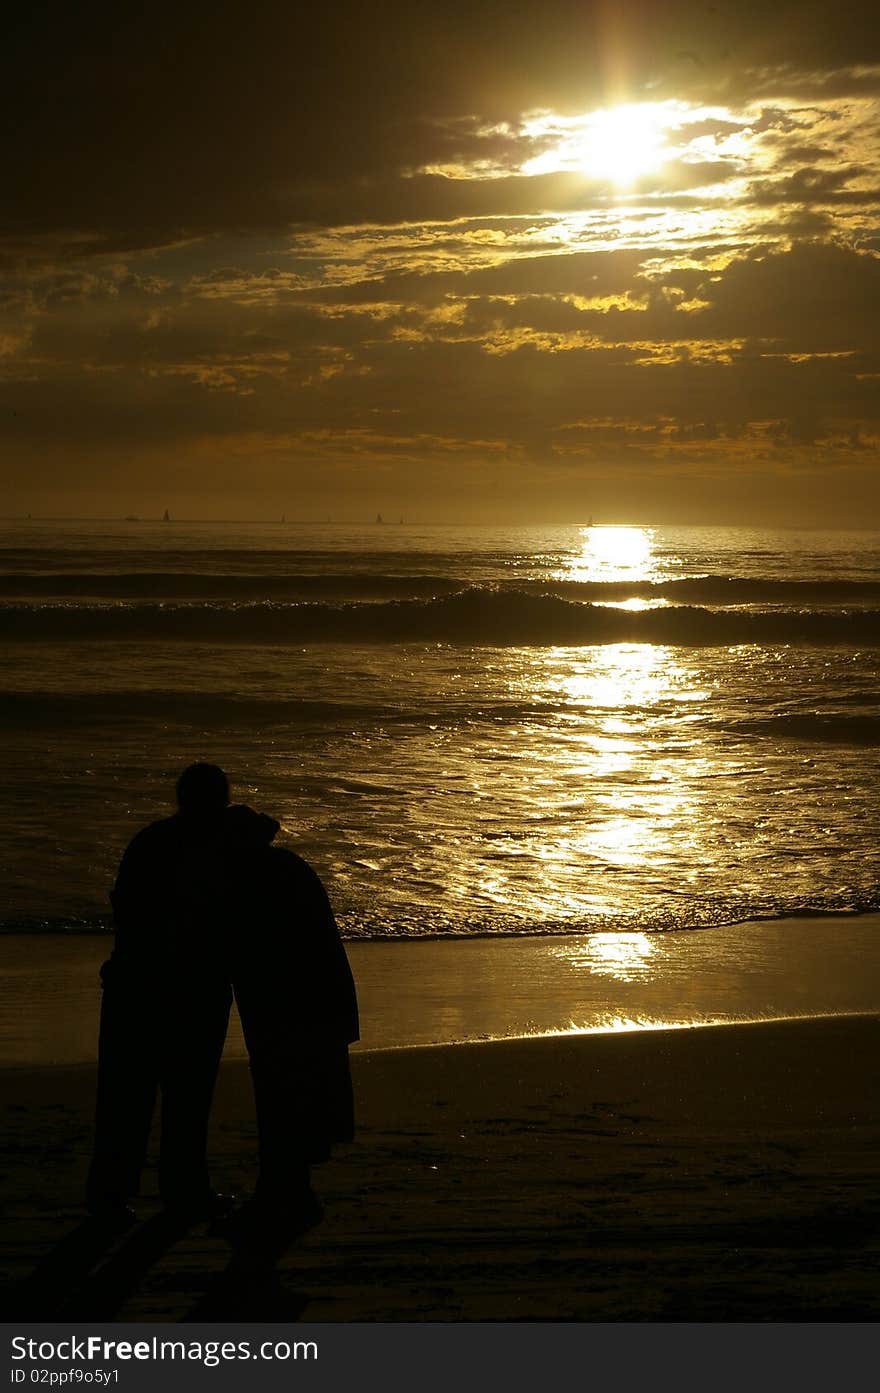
[221,804,359,1253]
[86,763,236,1222]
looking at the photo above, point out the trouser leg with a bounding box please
[247,1037,353,1198]
[224,1041,324,1265]
[248,1055,313,1205]
[157,997,230,1207]
[86,986,157,1212]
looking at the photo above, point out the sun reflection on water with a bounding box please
[543,642,696,708]
[552,932,659,981]
[540,1015,719,1037]
[561,525,659,584]
[469,639,717,917]
[440,534,725,919]
[593,597,671,611]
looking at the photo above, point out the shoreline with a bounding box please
[0,1005,876,1075]
[2,1007,879,1082]
[3,914,880,1066]
[4,902,880,938]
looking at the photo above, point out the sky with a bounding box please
[1,0,879,524]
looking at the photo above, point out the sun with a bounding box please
[578,105,670,185]
[520,102,675,186]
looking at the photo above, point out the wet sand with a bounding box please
[3,914,880,1064]
[3,1013,879,1321]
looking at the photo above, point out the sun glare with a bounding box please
[522,103,675,186]
[561,525,657,584]
[579,106,669,184]
[552,933,659,982]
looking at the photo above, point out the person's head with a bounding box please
[175,762,230,817]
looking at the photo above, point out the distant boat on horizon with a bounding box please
[163,509,171,522]
[125,514,140,522]
[376,512,384,524]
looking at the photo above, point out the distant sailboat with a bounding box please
[376,512,384,524]
[163,508,171,522]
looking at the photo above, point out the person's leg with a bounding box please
[249,1039,353,1204]
[86,984,156,1216]
[157,992,231,1213]
[239,1048,327,1261]
[226,1059,319,1268]
[250,1059,314,1206]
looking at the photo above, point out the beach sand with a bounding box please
[2,1013,879,1322]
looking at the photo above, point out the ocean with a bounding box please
[2,518,880,1059]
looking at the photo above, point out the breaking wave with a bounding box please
[2,588,880,646]
[725,713,880,745]
[4,571,880,605]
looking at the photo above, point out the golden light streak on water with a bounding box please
[593,597,672,611]
[551,932,658,981]
[544,642,693,707]
[473,638,717,916]
[560,525,658,583]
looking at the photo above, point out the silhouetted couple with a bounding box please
[86,763,359,1260]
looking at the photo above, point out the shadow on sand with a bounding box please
[10,1213,190,1321]
[182,1262,309,1321]
[9,1213,310,1322]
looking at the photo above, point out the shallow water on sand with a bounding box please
[2,917,879,1066]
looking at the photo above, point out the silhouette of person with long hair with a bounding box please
[86,763,236,1224]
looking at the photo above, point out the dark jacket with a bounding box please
[105,809,236,1003]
